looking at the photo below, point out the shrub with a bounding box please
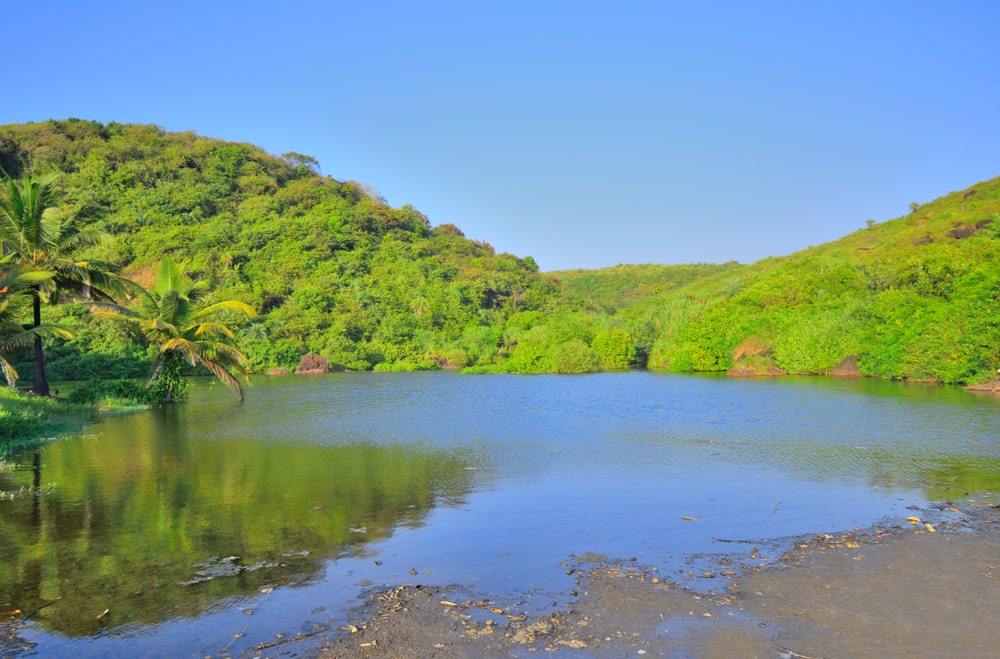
[591,329,636,370]
[548,340,600,374]
[65,379,157,406]
[372,360,437,372]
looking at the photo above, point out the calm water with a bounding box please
[1,372,998,656]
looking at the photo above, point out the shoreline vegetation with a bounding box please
[0,387,145,459]
[0,118,997,453]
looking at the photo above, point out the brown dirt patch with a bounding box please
[828,355,861,377]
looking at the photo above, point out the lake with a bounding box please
[1,372,998,656]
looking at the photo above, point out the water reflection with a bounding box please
[0,408,472,636]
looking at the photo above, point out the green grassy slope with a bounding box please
[629,178,1000,383]
[545,263,742,313]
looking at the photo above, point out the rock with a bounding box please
[947,224,977,239]
[728,361,786,377]
[296,354,331,375]
[966,380,1000,395]
[179,555,283,586]
[266,367,290,376]
[513,619,553,644]
[829,355,861,378]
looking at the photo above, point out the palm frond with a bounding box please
[161,337,202,360]
[194,299,256,320]
[196,355,246,400]
[0,355,17,387]
[0,324,74,351]
[192,322,236,338]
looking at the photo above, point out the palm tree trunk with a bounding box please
[32,292,49,397]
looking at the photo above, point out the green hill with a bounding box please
[1,119,997,385]
[0,119,553,377]
[626,179,1000,383]
[463,177,999,383]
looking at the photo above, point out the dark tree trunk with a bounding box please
[32,292,50,397]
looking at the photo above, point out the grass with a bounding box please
[0,387,146,458]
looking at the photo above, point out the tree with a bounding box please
[281,151,320,173]
[92,258,255,402]
[0,174,119,395]
[0,255,72,386]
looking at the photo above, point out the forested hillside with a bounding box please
[1,119,997,385]
[544,263,741,313]
[468,179,999,384]
[622,179,1000,383]
[0,120,554,376]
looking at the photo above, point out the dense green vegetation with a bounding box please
[92,258,254,402]
[545,263,740,313]
[0,118,997,394]
[635,182,1000,383]
[0,172,122,395]
[0,168,255,452]
[1,120,552,379]
[488,182,999,383]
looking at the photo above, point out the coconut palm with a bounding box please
[92,258,255,402]
[0,255,72,387]
[0,173,120,395]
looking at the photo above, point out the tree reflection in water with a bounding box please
[0,408,472,636]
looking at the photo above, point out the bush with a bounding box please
[372,360,437,372]
[591,329,636,370]
[65,379,157,406]
[0,408,44,442]
[548,340,600,374]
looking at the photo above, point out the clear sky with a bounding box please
[5,1,1000,270]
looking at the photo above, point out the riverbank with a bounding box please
[319,501,1000,657]
[0,388,146,458]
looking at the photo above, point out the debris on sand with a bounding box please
[317,504,999,658]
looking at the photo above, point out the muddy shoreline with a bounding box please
[316,501,1000,658]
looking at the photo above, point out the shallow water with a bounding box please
[1,372,998,656]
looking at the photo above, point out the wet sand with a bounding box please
[320,503,1000,658]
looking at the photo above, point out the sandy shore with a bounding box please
[319,502,1000,658]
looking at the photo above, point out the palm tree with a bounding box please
[0,255,72,387]
[0,173,120,395]
[92,258,255,402]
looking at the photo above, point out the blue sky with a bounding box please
[5,1,1000,270]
